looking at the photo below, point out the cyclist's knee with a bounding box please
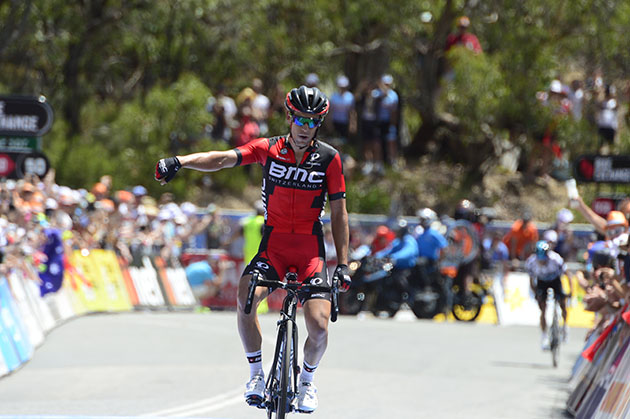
[303,300,330,336]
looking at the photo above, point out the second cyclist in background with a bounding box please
[526,241,572,349]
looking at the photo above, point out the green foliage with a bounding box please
[346,182,391,214]
[440,48,509,145]
[3,0,630,210]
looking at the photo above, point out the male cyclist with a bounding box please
[155,85,351,413]
[526,240,571,349]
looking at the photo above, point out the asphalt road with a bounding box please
[0,311,585,419]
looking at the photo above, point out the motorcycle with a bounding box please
[340,247,444,319]
[407,258,449,319]
[339,252,400,317]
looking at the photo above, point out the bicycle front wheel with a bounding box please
[277,320,292,418]
[550,311,560,368]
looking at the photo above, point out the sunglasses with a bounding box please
[292,115,322,129]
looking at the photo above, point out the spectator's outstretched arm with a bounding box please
[572,196,606,234]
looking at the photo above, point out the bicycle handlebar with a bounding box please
[244,270,340,322]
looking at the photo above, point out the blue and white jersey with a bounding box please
[525,250,566,282]
[330,91,355,124]
[377,89,399,122]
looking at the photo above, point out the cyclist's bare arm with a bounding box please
[177,150,239,172]
[330,198,349,265]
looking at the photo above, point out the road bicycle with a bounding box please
[244,268,339,418]
[547,287,562,368]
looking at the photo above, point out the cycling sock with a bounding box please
[299,361,318,383]
[246,350,263,378]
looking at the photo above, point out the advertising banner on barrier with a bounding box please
[44,287,77,324]
[0,320,20,373]
[0,280,20,373]
[0,277,33,363]
[7,272,45,348]
[70,250,133,312]
[493,271,594,327]
[117,257,139,306]
[0,350,9,377]
[594,337,630,417]
[164,266,196,307]
[90,250,133,311]
[127,256,166,307]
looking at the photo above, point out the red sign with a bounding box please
[0,153,15,176]
[592,197,616,218]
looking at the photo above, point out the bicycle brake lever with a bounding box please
[331,279,339,323]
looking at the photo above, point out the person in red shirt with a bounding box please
[445,16,483,54]
[155,85,351,414]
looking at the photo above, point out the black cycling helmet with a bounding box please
[285,85,330,117]
[454,199,477,222]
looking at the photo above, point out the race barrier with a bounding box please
[566,307,630,418]
[0,249,195,378]
[490,270,595,328]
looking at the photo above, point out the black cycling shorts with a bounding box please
[535,276,565,302]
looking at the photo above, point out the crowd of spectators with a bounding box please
[0,172,240,294]
[530,70,624,181]
[202,73,400,178]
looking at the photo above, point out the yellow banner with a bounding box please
[67,250,132,312]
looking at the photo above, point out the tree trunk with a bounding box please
[408,0,457,157]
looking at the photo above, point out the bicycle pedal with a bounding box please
[245,396,265,408]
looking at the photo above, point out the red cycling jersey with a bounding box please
[235,135,346,236]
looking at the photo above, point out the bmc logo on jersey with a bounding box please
[269,160,324,184]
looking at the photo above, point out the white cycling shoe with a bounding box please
[297,381,318,413]
[541,334,550,351]
[244,375,265,407]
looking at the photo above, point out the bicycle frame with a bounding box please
[244,268,338,418]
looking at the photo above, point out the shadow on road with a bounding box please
[491,360,553,370]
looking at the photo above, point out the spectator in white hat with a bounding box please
[329,75,356,145]
[550,208,575,260]
[305,73,319,88]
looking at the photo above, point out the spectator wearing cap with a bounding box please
[355,78,385,175]
[251,78,271,135]
[132,185,147,197]
[329,75,356,145]
[376,74,400,168]
[12,181,44,215]
[551,208,575,260]
[305,73,319,88]
[207,85,238,143]
[502,212,539,260]
[91,182,108,201]
[596,84,619,154]
[528,79,572,180]
[445,16,483,54]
